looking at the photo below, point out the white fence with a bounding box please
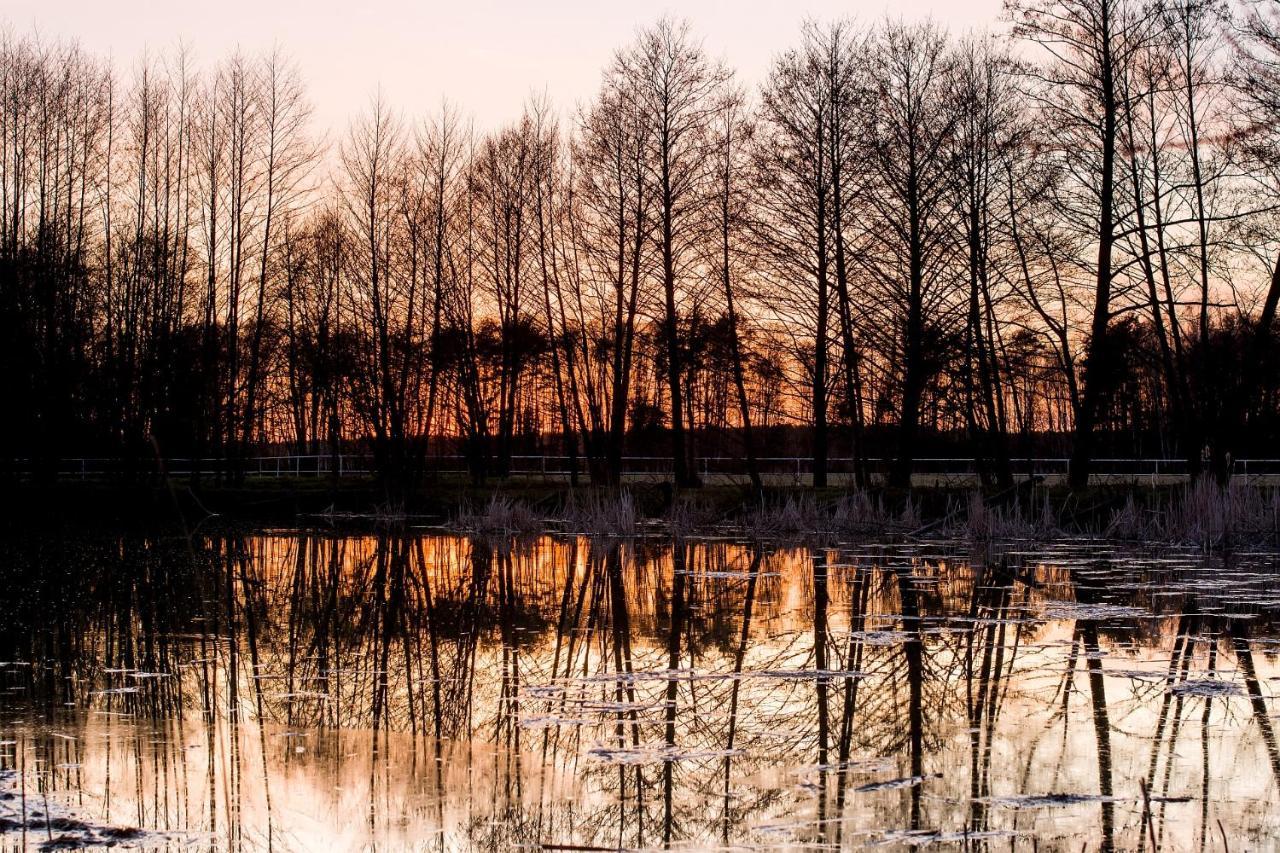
[15,455,1280,482]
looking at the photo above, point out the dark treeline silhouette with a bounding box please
[6,2,1280,491]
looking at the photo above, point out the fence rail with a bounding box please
[9,455,1280,482]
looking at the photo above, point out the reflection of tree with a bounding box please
[1232,620,1280,793]
[2,534,1279,848]
[958,558,1029,841]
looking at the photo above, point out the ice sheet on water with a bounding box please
[853,774,939,793]
[0,769,199,849]
[1109,670,1170,682]
[522,685,561,698]
[874,829,1022,846]
[1039,601,1150,620]
[981,792,1125,809]
[1168,679,1244,698]
[519,715,595,729]
[848,630,916,646]
[574,700,665,713]
[802,757,896,774]
[586,743,745,765]
[574,668,723,684]
[753,669,869,681]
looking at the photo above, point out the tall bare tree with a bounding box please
[854,20,963,489]
[615,17,730,488]
[1010,0,1158,488]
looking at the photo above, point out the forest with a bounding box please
[4,0,1280,492]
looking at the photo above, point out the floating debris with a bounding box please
[0,769,195,849]
[874,829,1023,846]
[983,793,1126,809]
[854,774,939,793]
[752,669,869,681]
[586,744,745,765]
[1040,601,1150,620]
[848,630,916,646]
[519,715,597,729]
[1168,680,1244,698]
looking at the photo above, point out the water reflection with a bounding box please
[2,532,1278,850]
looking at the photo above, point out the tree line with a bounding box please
[5,0,1280,490]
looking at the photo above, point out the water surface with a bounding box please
[2,530,1278,850]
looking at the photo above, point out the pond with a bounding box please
[1,530,1278,850]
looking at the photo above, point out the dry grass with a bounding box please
[1160,479,1280,547]
[455,495,542,535]
[562,492,638,536]
[965,492,1061,541]
[1102,479,1280,547]
[445,481,1279,547]
[743,492,912,538]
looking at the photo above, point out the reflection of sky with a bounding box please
[3,534,1279,849]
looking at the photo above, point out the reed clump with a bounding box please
[965,491,1062,542]
[744,491,907,538]
[455,495,542,535]
[1160,479,1280,547]
[1101,479,1280,546]
[563,491,638,536]
[1104,494,1151,540]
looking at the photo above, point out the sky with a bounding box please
[7,0,1007,135]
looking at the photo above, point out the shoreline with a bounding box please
[2,478,1276,548]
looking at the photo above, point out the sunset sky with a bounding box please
[8,0,1006,133]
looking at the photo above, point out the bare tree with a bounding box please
[615,17,730,488]
[706,84,761,492]
[240,50,315,464]
[572,73,654,484]
[415,101,466,469]
[951,35,1024,487]
[853,20,963,489]
[751,25,838,488]
[340,94,421,492]
[1009,0,1159,488]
